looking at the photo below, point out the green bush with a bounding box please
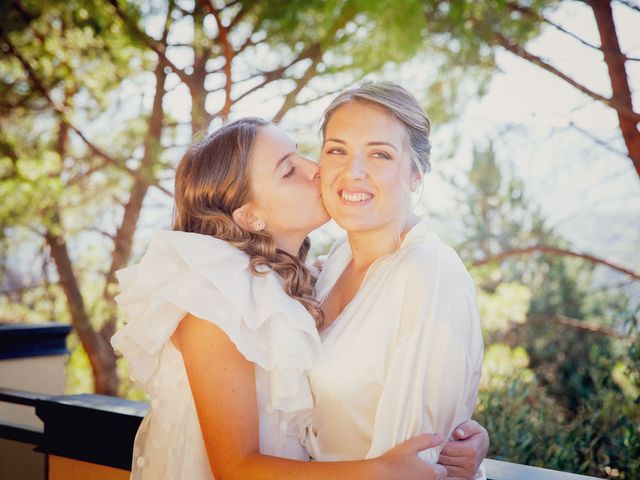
[476,342,640,479]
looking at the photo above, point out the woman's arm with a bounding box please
[174,313,446,480]
[366,249,484,465]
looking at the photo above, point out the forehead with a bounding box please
[324,101,408,145]
[251,124,295,174]
[255,124,294,153]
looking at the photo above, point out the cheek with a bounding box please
[257,185,287,217]
[374,164,406,191]
[319,168,335,197]
[320,175,331,197]
[274,188,295,210]
[373,166,413,210]
[390,156,414,188]
[285,181,320,211]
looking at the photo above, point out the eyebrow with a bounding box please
[274,143,298,171]
[274,152,292,171]
[324,138,398,152]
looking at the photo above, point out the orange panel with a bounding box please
[49,455,130,480]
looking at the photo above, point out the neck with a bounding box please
[274,233,306,257]
[347,212,418,270]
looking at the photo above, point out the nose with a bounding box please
[301,157,320,181]
[346,152,366,180]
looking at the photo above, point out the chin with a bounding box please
[308,219,330,232]
[332,217,376,233]
[304,212,331,233]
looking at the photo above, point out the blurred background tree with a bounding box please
[422,0,640,178]
[459,143,639,476]
[1,0,638,477]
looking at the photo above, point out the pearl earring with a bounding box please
[254,220,265,231]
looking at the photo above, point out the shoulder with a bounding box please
[115,230,251,314]
[394,235,481,349]
[147,230,249,272]
[396,233,474,296]
[113,231,320,384]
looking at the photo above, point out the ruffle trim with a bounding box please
[111,230,321,441]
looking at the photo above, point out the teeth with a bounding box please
[340,191,373,202]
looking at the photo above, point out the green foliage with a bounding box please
[0,282,69,324]
[477,343,640,478]
[65,332,94,393]
[422,0,558,59]
[477,281,531,335]
[258,0,427,71]
[476,378,566,466]
[463,143,640,477]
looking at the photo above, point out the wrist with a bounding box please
[370,455,392,480]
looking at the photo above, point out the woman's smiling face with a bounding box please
[320,101,418,234]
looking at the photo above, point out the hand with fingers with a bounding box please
[437,420,489,479]
[379,434,448,480]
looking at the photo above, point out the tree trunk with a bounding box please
[105,62,167,287]
[590,0,640,177]
[210,6,233,121]
[101,60,167,346]
[49,118,120,396]
[190,3,211,134]
[190,79,209,135]
[46,228,119,395]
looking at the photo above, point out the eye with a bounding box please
[283,166,295,178]
[326,146,346,155]
[371,151,391,160]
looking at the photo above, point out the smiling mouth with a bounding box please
[338,189,374,204]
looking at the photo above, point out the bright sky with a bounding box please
[453,2,640,272]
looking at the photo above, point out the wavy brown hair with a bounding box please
[173,117,323,328]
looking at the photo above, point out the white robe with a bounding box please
[307,218,485,478]
[111,231,320,479]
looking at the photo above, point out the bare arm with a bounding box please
[174,313,446,480]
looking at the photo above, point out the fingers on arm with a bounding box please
[439,421,489,479]
[440,438,476,459]
[452,419,483,440]
[403,433,445,453]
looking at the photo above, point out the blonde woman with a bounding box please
[112,117,481,479]
[308,83,486,479]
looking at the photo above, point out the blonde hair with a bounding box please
[173,117,324,328]
[321,82,432,176]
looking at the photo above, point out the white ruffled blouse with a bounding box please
[306,219,485,478]
[111,231,321,479]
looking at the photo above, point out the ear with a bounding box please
[410,169,423,193]
[232,204,265,232]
